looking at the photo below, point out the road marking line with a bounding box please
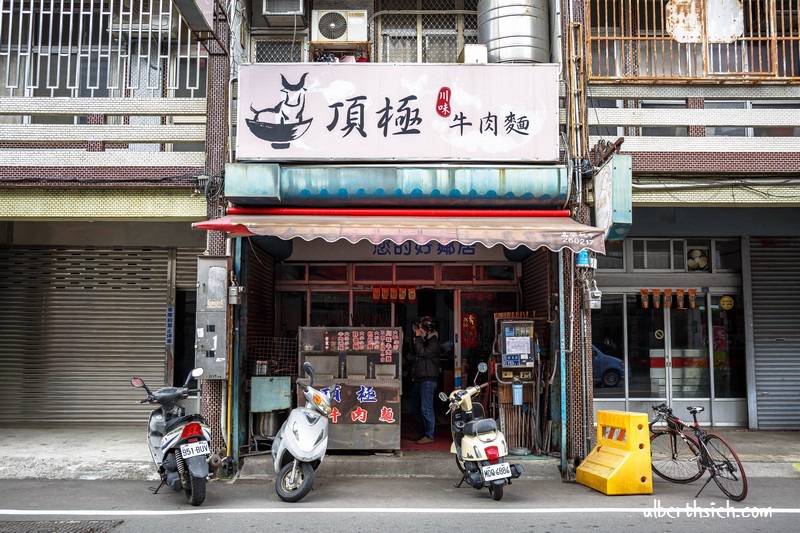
[0,508,797,516]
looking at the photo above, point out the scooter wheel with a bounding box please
[276,462,315,503]
[185,474,206,506]
[489,482,504,501]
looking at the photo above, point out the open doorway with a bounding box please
[395,289,454,448]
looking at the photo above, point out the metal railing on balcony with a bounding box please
[0,0,207,96]
[586,0,800,82]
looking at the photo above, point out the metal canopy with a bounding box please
[194,215,606,254]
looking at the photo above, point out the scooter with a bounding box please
[439,362,523,501]
[272,362,333,502]
[130,367,219,506]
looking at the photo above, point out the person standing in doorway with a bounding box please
[410,316,442,445]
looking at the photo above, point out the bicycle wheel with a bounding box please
[650,430,704,483]
[705,434,747,501]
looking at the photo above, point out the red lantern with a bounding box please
[640,289,649,309]
[389,286,398,302]
[372,286,381,303]
[408,287,417,303]
[652,289,661,309]
[398,286,407,301]
[381,286,390,303]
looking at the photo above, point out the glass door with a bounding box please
[626,296,667,402]
[668,304,710,399]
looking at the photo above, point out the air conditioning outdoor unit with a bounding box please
[311,10,368,43]
[262,0,306,27]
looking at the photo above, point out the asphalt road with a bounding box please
[0,476,796,532]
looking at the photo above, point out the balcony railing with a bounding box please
[587,0,800,82]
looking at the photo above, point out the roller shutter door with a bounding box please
[176,247,205,290]
[750,238,800,429]
[0,247,168,426]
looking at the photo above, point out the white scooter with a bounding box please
[439,362,523,501]
[272,362,333,502]
[130,368,219,506]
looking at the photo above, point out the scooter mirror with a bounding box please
[130,377,144,388]
[303,362,314,387]
[438,391,448,402]
[477,362,488,373]
[191,368,204,379]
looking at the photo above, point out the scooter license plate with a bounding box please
[180,441,209,458]
[481,462,512,482]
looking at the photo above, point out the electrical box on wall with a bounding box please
[195,256,231,379]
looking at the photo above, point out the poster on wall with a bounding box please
[236,63,559,162]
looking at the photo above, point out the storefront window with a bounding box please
[278,264,305,281]
[395,264,435,281]
[310,292,349,326]
[277,291,306,337]
[308,264,347,282]
[442,265,473,281]
[712,295,746,398]
[352,291,391,327]
[597,241,624,270]
[353,264,392,282]
[714,240,741,271]
[476,264,514,281]
[591,295,625,398]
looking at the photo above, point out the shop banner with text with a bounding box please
[237,63,559,162]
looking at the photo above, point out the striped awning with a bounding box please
[194,215,605,254]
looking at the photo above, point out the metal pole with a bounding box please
[231,238,243,463]
[558,250,568,476]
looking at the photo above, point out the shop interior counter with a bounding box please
[297,327,403,451]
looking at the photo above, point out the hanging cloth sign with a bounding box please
[461,313,478,348]
[664,289,673,309]
[652,289,662,309]
[676,288,685,309]
[640,289,650,309]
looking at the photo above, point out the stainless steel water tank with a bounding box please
[477,0,551,63]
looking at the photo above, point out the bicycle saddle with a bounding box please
[687,405,705,414]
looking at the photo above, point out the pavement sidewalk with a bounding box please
[0,427,797,481]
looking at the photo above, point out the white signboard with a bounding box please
[593,157,613,239]
[288,238,507,262]
[506,337,531,355]
[236,63,559,162]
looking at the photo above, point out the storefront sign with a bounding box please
[288,238,506,262]
[720,295,735,310]
[320,384,399,425]
[236,63,559,162]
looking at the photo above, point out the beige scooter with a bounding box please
[439,362,523,501]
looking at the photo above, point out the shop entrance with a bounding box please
[592,293,747,425]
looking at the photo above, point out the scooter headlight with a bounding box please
[313,393,332,416]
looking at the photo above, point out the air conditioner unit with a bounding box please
[311,10,368,43]
[262,0,306,27]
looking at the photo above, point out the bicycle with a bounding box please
[649,403,748,501]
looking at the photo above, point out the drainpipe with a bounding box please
[231,238,243,463]
[558,250,568,476]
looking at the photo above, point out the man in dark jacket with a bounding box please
[410,316,442,444]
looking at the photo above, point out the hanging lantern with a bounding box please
[381,286,390,303]
[676,289,685,309]
[664,289,673,309]
[640,289,650,309]
[398,286,407,301]
[652,289,661,309]
[389,286,398,302]
[372,286,381,303]
[688,288,697,309]
[408,287,417,303]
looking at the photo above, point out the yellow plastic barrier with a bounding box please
[576,410,653,495]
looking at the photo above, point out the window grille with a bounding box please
[254,38,304,63]
[0,0,207,96]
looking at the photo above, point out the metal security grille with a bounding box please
[0,247,169,426]
[750,237,800,429]
[175,247,205,290]
[587,0,800,81]
[254,38,304,62]
[375,0,478,63]
[521,249,551,354]
[0,0,208,96]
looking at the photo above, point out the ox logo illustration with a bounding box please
[246,73,312,149]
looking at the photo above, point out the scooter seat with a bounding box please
[164,413,206,433]
[463,418,497,436]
